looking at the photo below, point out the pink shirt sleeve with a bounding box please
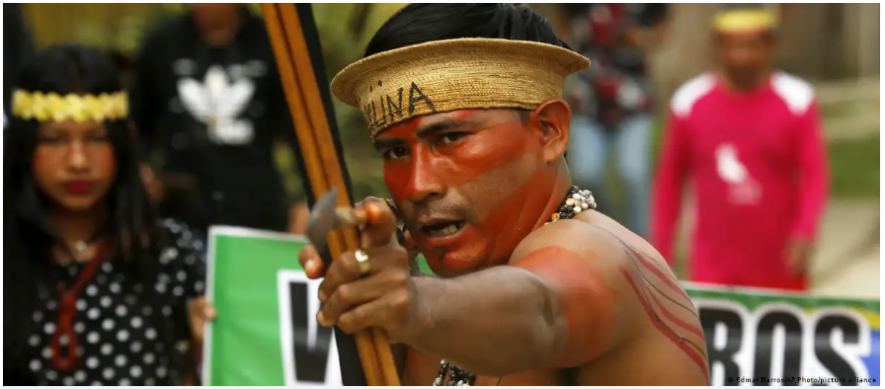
[790,100,829,241]
[652,110,690,265]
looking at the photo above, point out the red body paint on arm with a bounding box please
[514,246,614,367]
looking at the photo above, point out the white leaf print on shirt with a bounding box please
[177,65,256,145]
[716,144,747,184]
[716,143,761,205]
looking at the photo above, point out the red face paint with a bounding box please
[376,109,567,275]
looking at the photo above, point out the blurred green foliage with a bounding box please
[72,5,188,56]
[827,133,880,198]
[269,4,407,202]
[311,4,407,200]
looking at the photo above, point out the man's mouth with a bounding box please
[420,220,466,237]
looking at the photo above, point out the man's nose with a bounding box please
[405,148,446,204]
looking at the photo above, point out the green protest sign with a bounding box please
[203,227,341,386]
[205,227,880,386]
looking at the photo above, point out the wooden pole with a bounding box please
[261,3,400,386]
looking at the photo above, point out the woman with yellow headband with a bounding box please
[4,43,213,385]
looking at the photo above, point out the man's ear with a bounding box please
[531,99,571,163]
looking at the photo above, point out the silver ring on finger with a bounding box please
[354,249,371,275]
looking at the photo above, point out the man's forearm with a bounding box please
[404,266,567,376]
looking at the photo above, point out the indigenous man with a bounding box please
[652,5,829,291]
[297,4,708,386]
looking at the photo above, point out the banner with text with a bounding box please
[686,283,879,386]
[204,228,879,386]
[203,227,341,386]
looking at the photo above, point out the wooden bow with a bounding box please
[261,3,400,386]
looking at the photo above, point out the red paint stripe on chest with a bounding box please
[621,268,710,382]
[625,245,691,301]
[644,285,705,338]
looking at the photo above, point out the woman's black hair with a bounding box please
[364,4,569,57]
[3,43,180,384]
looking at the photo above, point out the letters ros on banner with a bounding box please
[690,283,880,386]
[205,229,880,386]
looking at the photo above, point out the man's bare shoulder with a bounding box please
[509,209,668,272]
[505,211,651,365]
[582,210,673,270]
[509,219,615,267]
[506,210,708,382]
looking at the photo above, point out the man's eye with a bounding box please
[439,132,467,145]
[382,147,409,160]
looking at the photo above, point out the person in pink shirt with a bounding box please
[652,5,829,291]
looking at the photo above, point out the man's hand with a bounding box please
[786,238,813,276]
[187,297,217,345]
[297,200,423,341]
[358,196,420,262]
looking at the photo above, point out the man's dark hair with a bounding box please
[364,4,569,57]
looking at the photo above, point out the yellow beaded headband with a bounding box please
[11,89,129,123]
[713,8,777,33]
[331,38,590,138]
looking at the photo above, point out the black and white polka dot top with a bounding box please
[24,219,207,386]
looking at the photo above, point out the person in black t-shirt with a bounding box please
[131,4,309,237]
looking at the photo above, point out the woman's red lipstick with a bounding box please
[64,180,93,194]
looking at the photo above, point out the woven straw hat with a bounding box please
[331,38,590,138]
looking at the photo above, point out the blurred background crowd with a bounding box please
[6,1,879,296]
[3,2,880,385]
